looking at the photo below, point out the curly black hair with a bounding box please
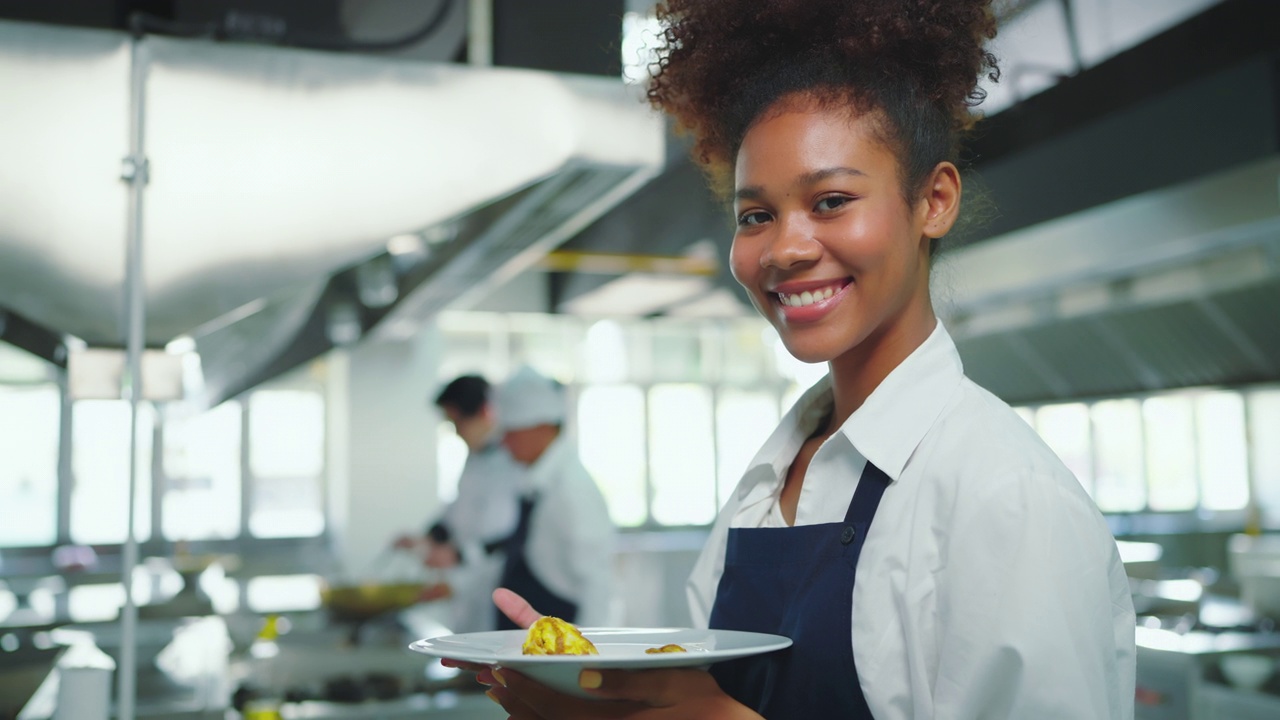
[647,0,1000,201]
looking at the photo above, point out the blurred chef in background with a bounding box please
[490,365,615,629]
[396,374,523,632]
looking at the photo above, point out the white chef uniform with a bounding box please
[438,436,523,633]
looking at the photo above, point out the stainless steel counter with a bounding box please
[1136,627,1280,720]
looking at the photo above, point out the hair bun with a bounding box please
[648,0,999,185]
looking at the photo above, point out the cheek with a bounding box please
[838,209,915,270]
[728,235,757,288]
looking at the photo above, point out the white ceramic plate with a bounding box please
[410,627,792,698]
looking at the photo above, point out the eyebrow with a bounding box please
[734,166,867,201]
[800,166,866,184]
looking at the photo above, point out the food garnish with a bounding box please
[645,643,687,654]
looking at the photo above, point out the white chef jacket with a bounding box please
[520,434,616,627]
[440,439,523,633]
[443,439,523,550]
[688,321,1136,719]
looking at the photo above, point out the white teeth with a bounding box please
[778,285,842,308]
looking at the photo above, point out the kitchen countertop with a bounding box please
[1136,626,1280,656]
[270,691,504,720]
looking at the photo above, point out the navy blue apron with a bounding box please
[709,462,891,718]
[495,495,579,631]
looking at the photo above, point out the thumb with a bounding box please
[493,588,543,629]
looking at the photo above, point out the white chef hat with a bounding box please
[494,365,566,431]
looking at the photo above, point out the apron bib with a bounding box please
[495,496,579,630]
[709,462,891,717]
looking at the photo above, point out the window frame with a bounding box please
[0,364,332,584]
[437,312,800,533]
[1017,383,1273,536]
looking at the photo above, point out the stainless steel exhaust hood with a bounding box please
[0,19,663,402]
[940,155,1280,404]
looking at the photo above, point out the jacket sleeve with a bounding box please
[931,473,1136,720]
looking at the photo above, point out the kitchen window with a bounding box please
[0,384,60,547]
[1091,399,1148,513]
[438,313,799,529]
[579,384,648,527]
[0,341,330,569]
[434,314,1278,531]
[1196,391,1249,511]
[247,389,326,538]
[716,389,781,509]
[648,384,717,526]
[1143,396,1198,511]
[70,400,154,545]
[162,401,242,541]
[1249,390,1280,525]
[1035,402,1093,496]
[1018,386,1265,520]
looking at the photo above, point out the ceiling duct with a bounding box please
[941,155,1280,404]
[0,19,663,404]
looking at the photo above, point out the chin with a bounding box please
[777,333,839,366]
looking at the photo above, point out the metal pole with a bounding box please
[467,0,493,67]
[117,35,151,720]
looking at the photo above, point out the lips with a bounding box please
[769,278,852,323]
[773,279,850,308]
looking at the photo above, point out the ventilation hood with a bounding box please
[0,19,663,404]
[941,155,1280,404]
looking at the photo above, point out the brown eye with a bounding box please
[737,210,772,227]
[815,195,852,213]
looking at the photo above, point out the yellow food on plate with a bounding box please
[522,616,599,656]
[645,644,687,654]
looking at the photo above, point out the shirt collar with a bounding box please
[737,321,964,500]
[840,321,965,481]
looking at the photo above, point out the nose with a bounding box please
[761,215,820,270]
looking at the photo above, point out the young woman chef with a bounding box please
[465,1,1137,717]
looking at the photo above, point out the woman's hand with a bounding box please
[437,589,541,681]
[444,589,758,718]
[487,666,759,720]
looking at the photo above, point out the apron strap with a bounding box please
[839,462,891,546]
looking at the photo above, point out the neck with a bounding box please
[464,421,498,453]
[825,294,936,433]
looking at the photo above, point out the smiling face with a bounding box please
[730,95,958,373]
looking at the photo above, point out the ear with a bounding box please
[917,161,962,239]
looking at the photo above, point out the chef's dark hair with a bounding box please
[434,374,489,418]
[647,0,1000,231]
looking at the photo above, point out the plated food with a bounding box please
[522,616,599,656]
[411,627,791,699]
[645,643,688,654]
